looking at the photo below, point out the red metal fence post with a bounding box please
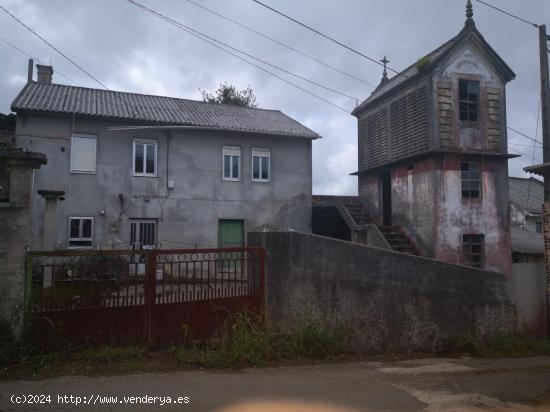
[258,248,266,323]
[145,250,157,344]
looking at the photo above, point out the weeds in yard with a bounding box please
[0,320,19,365]
[76,345,147,365]
[169,312,352,368]
[446,335,550,357]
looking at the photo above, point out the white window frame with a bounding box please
[70,133,97,174]
[222,146,241,181]
[130,219,157,250]
[68,217,94,248]
[132,139,158,177]
[251,148,271,182]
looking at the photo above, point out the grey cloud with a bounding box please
[1,0,548,194]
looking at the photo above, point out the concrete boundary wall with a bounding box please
[248,228,516,353]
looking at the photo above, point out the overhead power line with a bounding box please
[0,37,81,86]
[508,126,543,146]
[0,6,161,120]
[473,0,539,29]
[126,0,352,113]
[183,0,375,88]
[0,5,109,90]
[129,0,360,103]
[251,0,403,77]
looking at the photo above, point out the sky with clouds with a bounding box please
[1,0,549,194]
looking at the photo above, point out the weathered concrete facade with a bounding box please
[353,12,515,274]
[0,147,45,334]
[15,113,313,250]
[249,228,516,353]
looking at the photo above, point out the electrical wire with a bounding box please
[473,0,539,29]
[127,0,360,103]
[508,126,543,146]
[0,37,82,86]
[0,6,160,121]
[183,0,375,88]
[126,0,352,113]
[526,98,542,211]
[250,0,404,77]
[0,5,109,90]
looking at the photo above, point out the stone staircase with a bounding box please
[378,226,420,255]
[341,202,371,226]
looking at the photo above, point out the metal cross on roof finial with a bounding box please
[466,0,474,20]
[381,56,389,80]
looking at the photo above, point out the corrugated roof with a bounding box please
[509,177,543,215]
[352,21,515,116]
[11,82,320,139]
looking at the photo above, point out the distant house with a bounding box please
[509,176,544,262]
[11,63,320,250]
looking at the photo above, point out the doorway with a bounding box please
[380,171,392,226]
[218,219,245,247]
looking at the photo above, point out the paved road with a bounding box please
[2,357,550,411]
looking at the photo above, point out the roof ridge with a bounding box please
[35,82,283,114]
[10,81,320,139]
[509,176,544,184]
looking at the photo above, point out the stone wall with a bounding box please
[0,148,45,335]
[510,261,547,336]
[249,228,516,353]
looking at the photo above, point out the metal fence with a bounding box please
[27,247,265,345]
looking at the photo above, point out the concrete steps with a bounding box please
[379,226,420,255]
[341,203,372,226]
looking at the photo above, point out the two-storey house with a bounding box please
[11,63,319,250]
[352,2,516,274]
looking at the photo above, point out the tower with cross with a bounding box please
[350,0,516,275]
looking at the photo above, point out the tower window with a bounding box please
[459,79,479,121]
[461,161,481,198]
[463,234,484,269]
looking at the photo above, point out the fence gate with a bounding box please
[27,247,265,345]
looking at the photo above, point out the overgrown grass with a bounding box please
[5,312,550,379]
[76,345,147,365]
[0,312,352,377]
[170,312,351,368]
[447,334,550,357]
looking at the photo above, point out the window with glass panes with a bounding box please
[459,79,479,121]
[130,220,156,249]
[461,161,481,198]
[463,234,484,268]
[223,146,240,181]
[252,148,270,182]
[69,217,93,248]
[133,140,157,176]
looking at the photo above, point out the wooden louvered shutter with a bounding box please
[365,108,389,168]
[486,87,501,151]
[389,87,429,160]
[437,81,453,147]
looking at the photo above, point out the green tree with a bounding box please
[200,82,258,108]
[0,113,16,130]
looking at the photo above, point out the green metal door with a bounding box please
[218,219,245,248]
[218,220,244,274]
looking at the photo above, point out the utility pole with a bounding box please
[525,24,550,335]
[540,25,550,199]
[540,25,550,336]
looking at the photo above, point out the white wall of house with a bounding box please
[16,113,313,250]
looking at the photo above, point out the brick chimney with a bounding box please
[36,64,53,84]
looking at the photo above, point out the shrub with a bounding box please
[77,345,146,364]
[0,320,18,366]
[170,312,351,369]
[447,335,481,355]
[416,56,432,71]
